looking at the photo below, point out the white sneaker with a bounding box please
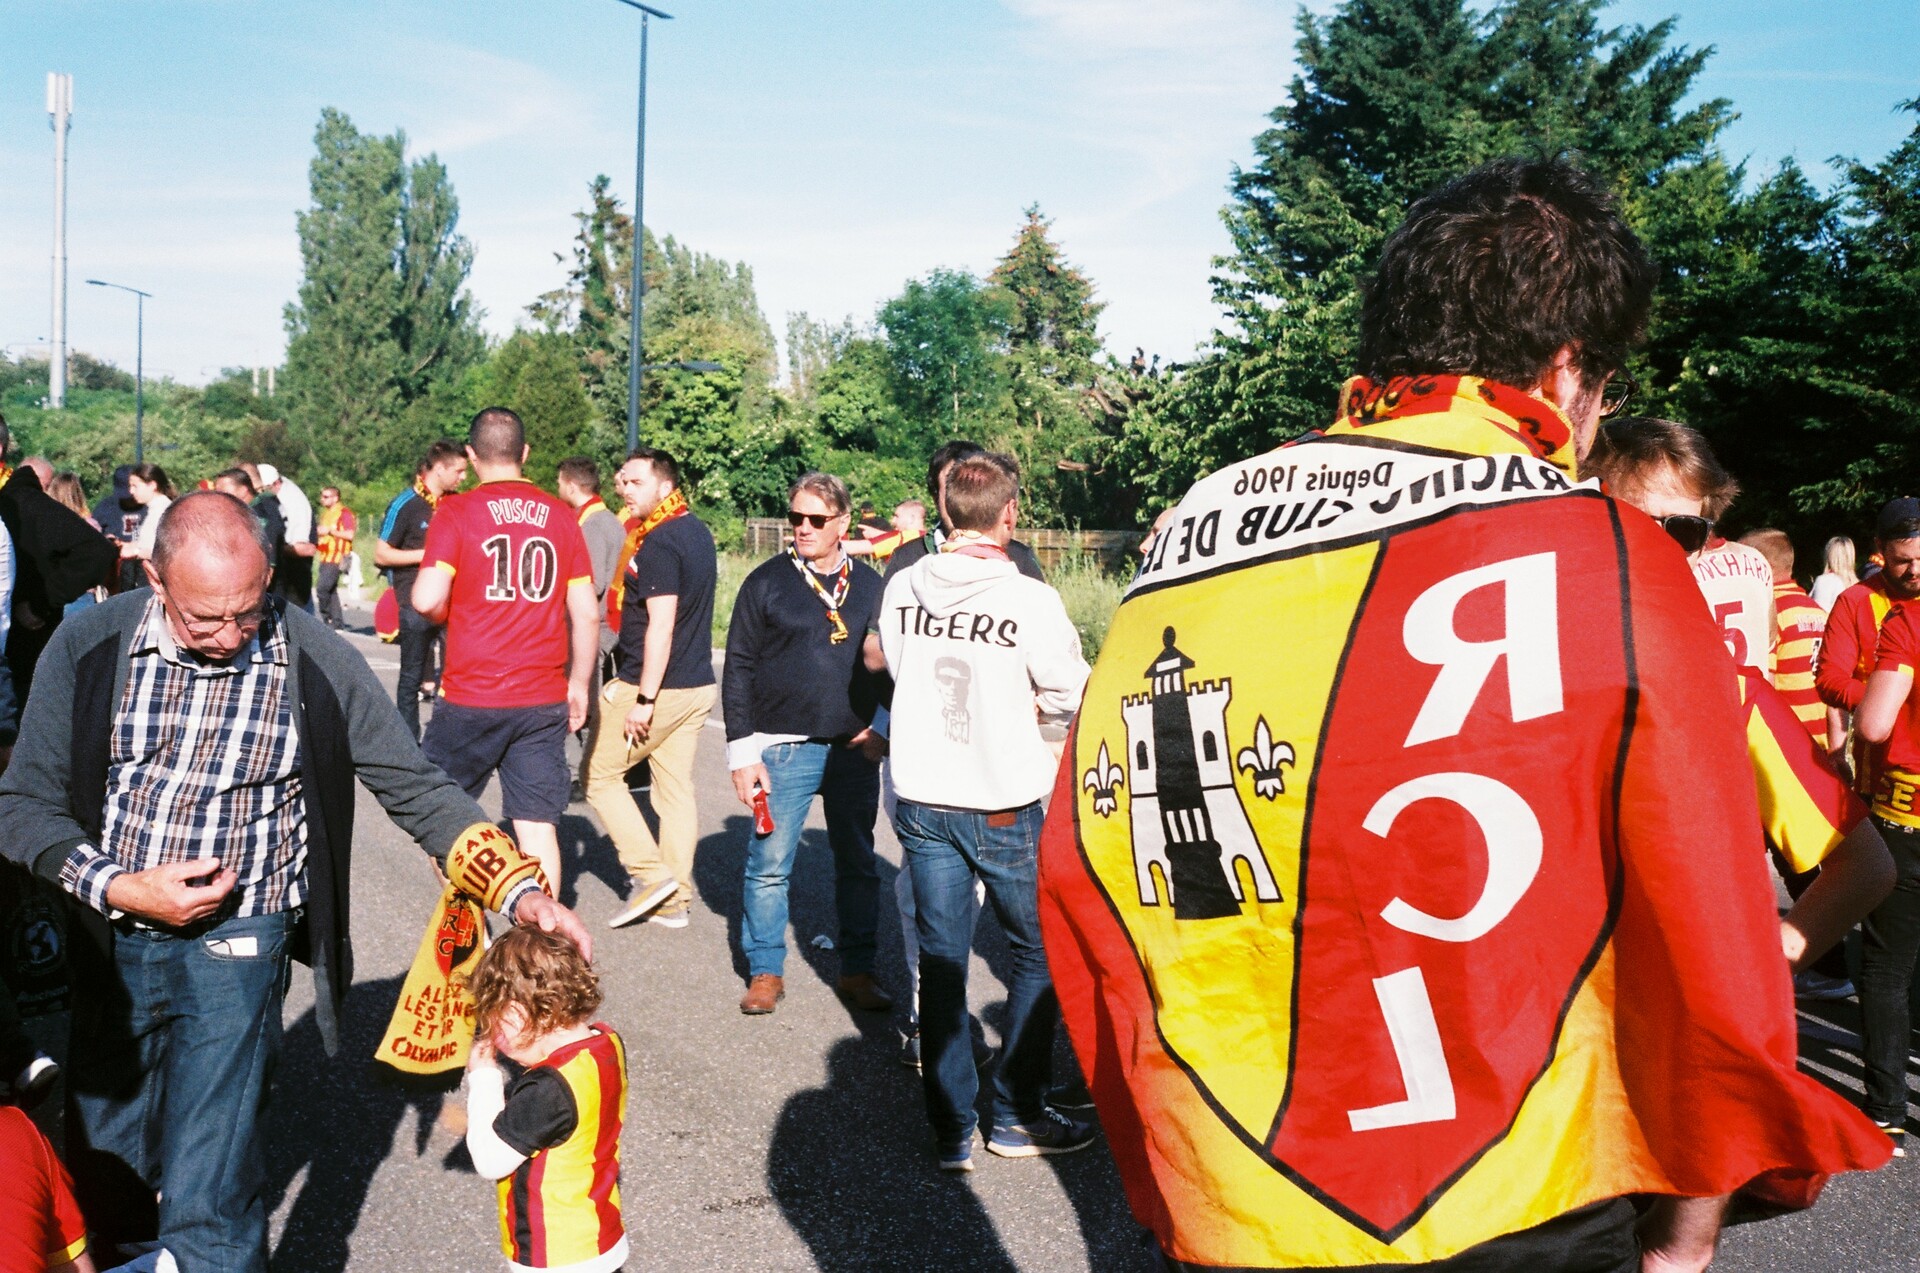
[9,1054,58,1109]
[608,879,679,929]
[649,903,690,929]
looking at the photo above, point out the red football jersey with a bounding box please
[422,479,592,708]
[1872,605,1920,827]
[0,1107,88,1272]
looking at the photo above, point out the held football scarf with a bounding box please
[1039,374,1888,1268]
[606,489,690,634]
[378,823,548,1075]
[789,547,852,643]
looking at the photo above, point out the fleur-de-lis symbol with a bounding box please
[1083,740,1124,818]
[1236,716,1295,801]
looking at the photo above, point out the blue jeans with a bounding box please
[68,909,296,1273]
[896,798,1057,1145]
[741,741,880,979]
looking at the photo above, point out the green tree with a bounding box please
[281,108,483,486]
[985,209,1120,526]
[1121,0,1731,505]
[877,268,1013,439]
[470,332,596,488]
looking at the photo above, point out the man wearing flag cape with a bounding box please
[1038,157,1891,1272]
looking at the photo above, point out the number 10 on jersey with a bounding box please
[482,533,558,603]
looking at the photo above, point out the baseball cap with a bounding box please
[257,463,279,486]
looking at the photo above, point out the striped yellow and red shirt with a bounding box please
[316,504,357,565]
[495,1024,627,1271]
[1772,581,1828,748]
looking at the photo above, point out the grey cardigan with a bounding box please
[0,589,489,1052]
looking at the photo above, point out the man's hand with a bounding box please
[513,889,593,964]
[1637,1195,1727,1273]
[732,763,771,808]
[623,700,656,745]
[848,726,887,763]
[567,679,590,734]
[105,858,238,927]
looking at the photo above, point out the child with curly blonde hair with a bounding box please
[464,926,628,1272]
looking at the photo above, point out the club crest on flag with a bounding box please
[1084,625,1286,920]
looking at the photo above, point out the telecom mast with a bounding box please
[47,73,72,409]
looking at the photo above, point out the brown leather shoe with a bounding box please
[740,974,784,1015]
[836,972,894,1012]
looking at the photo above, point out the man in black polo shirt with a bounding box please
[589,448,718,932]
[375,440,467,741]
[724,472,890,1016]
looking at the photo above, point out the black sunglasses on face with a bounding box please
[787,509,840,529]
[1600,369,1637,419]
[1657,513,1713,554]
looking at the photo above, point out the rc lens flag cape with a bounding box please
[1038,375,1889,1269]
[378,823,547,1075]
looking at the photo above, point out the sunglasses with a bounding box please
[787,509,842,529]
[1657,513,1713,555]
[1600,369,1637,420]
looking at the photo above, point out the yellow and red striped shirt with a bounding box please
[496,1024,627,1271]
[1772,581,1828,749]
[317,504,357,565]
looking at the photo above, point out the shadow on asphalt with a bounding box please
[266,974,460,1273]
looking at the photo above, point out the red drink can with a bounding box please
[752,789,775,837]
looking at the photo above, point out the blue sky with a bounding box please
[1,0,1914,385]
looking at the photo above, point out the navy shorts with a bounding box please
[423,700,571,824]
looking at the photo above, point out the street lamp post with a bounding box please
[612,0,674,452]
[86,279,151,464]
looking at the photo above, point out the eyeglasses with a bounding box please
[787,509,842,530]
[1600,369,1638,419]
[1657,514,1713,555]
[156,577,268,636]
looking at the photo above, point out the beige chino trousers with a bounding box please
[586,680,716,898]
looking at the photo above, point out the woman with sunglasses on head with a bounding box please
[1587,417,1776,679]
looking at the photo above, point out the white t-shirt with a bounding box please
[134,494,172,560]
[1690,539,1777,679]
[277,478,314,545]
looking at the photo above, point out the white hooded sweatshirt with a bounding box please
[879,548,1090,810]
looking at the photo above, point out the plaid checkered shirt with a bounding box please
[61,597,308,919]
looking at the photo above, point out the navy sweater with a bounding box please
[722,553,884,745]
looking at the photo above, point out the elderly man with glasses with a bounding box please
[721,472,891,1016]
[0,490,588,1272]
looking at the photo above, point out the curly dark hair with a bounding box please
[1358,156,1657,392]
[466,924,601,1047]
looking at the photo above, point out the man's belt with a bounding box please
[377,823,548,1075]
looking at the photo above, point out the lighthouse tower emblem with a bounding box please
[1103,626,1285,920]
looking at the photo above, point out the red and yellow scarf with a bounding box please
[606,488,690,632]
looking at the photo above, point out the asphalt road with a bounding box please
[245,615,1917,1272]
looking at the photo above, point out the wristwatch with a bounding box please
[636,690,657,706]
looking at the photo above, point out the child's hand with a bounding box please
[467,1035,496,1072]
